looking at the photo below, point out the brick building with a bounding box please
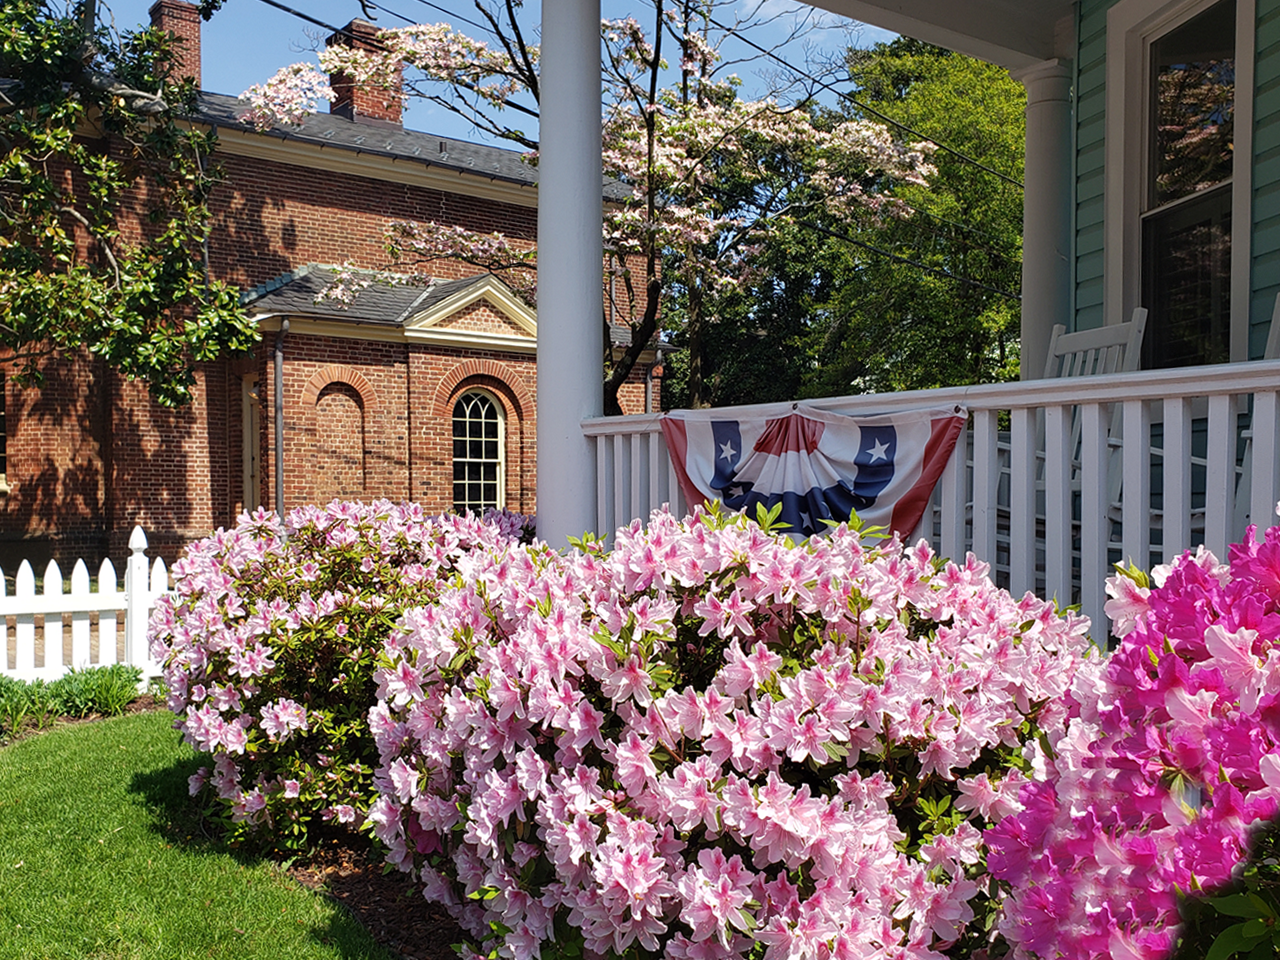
[0,1,660,568]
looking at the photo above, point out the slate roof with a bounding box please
[194,91,630,200]
[242,264,668,350]
[241,265,492,325]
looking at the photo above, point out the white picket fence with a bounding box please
[0,526,169,684]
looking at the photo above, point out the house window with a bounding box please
[1104,0,1253,364]
[452,390,504,514]
[1142,0,1236,368]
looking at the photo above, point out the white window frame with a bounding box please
[1104,0,1255,362]
[451,388,506,514]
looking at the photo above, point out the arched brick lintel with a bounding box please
[301,364,378,413]
[433,359,532,421]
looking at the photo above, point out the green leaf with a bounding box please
[1206,922,1267,960]
[1210,893,1268,919]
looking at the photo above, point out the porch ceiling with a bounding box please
[805,0,1075,69]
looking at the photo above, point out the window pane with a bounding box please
[1150,0,1235,207]
[450,390,504,514]
[1143,185,1232,368]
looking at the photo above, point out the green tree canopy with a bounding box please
[801,38,1025,397]
[0,0,255,406]
[661,38,1025,409]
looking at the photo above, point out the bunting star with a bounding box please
[866,438,890,463]
[719,440,737,462]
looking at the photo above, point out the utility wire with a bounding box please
[797,220,1022,300]
[399,0,494,35]
[708,15,1024,189]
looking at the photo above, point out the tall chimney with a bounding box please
[149,0,201,86]
[326,19,403,127]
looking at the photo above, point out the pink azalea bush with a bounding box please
[365,507,1093,960]
[988,526,1280,960]
[149,500,531,847]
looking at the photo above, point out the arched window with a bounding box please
[452,390,504,514]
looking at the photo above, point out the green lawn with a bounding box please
[0,711,396,960]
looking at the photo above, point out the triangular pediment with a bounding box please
[405,274,537,340]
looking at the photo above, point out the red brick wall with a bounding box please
[0,106,665,565]
[207,153,537,291]
[150,0,202,85]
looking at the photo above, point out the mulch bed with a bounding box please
[288,832,468,960]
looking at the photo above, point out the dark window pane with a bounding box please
[453,439,466,458]
[483,463,497,482]
[453,462,466,481]
[1143,184,1232,368]
[484,419,498,438]
[484,484,497,502]
[1150,1,1235,207]
[484,441,498,460]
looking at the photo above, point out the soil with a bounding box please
[289,833,468,960]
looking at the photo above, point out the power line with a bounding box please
[707,16,1024,190]
[797,219,1021,300]
[398,0,493,35]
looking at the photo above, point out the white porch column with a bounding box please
[1013,59,1073,379]
[537,0,603,546]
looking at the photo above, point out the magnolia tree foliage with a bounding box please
[237,1,933,413]
[0,0,256,405]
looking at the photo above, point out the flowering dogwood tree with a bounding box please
[237,0,932,413]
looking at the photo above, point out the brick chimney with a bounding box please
[149,0,201,86]
[326,19,403,127]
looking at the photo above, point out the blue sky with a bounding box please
[100,0,896,143]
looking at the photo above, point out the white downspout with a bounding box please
[537,0,604,545]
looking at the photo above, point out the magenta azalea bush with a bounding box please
[149,501,532,847]
[364,507,1093,960]
[989,527,1280,960]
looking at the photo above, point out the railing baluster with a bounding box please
[971,409,998,563]
[1121,399,1151,572]
[647,432,662,520]
[1162,396,1192,558]
[1044,404,1071,605]
[1250,391,1278,539]
[939,427,966,563]
[1009,407,1036,598]
[1079,403,1108,643]
[612,434,628,542]
[1205,394,1235,559]
[595,438,609,543]
[630,433,643,524]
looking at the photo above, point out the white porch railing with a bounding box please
[0,526,169,683]
[583,359,1280,640]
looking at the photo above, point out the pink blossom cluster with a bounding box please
[988,526,1280,960]
[150,500,532,846]
[366,507,1092,960]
